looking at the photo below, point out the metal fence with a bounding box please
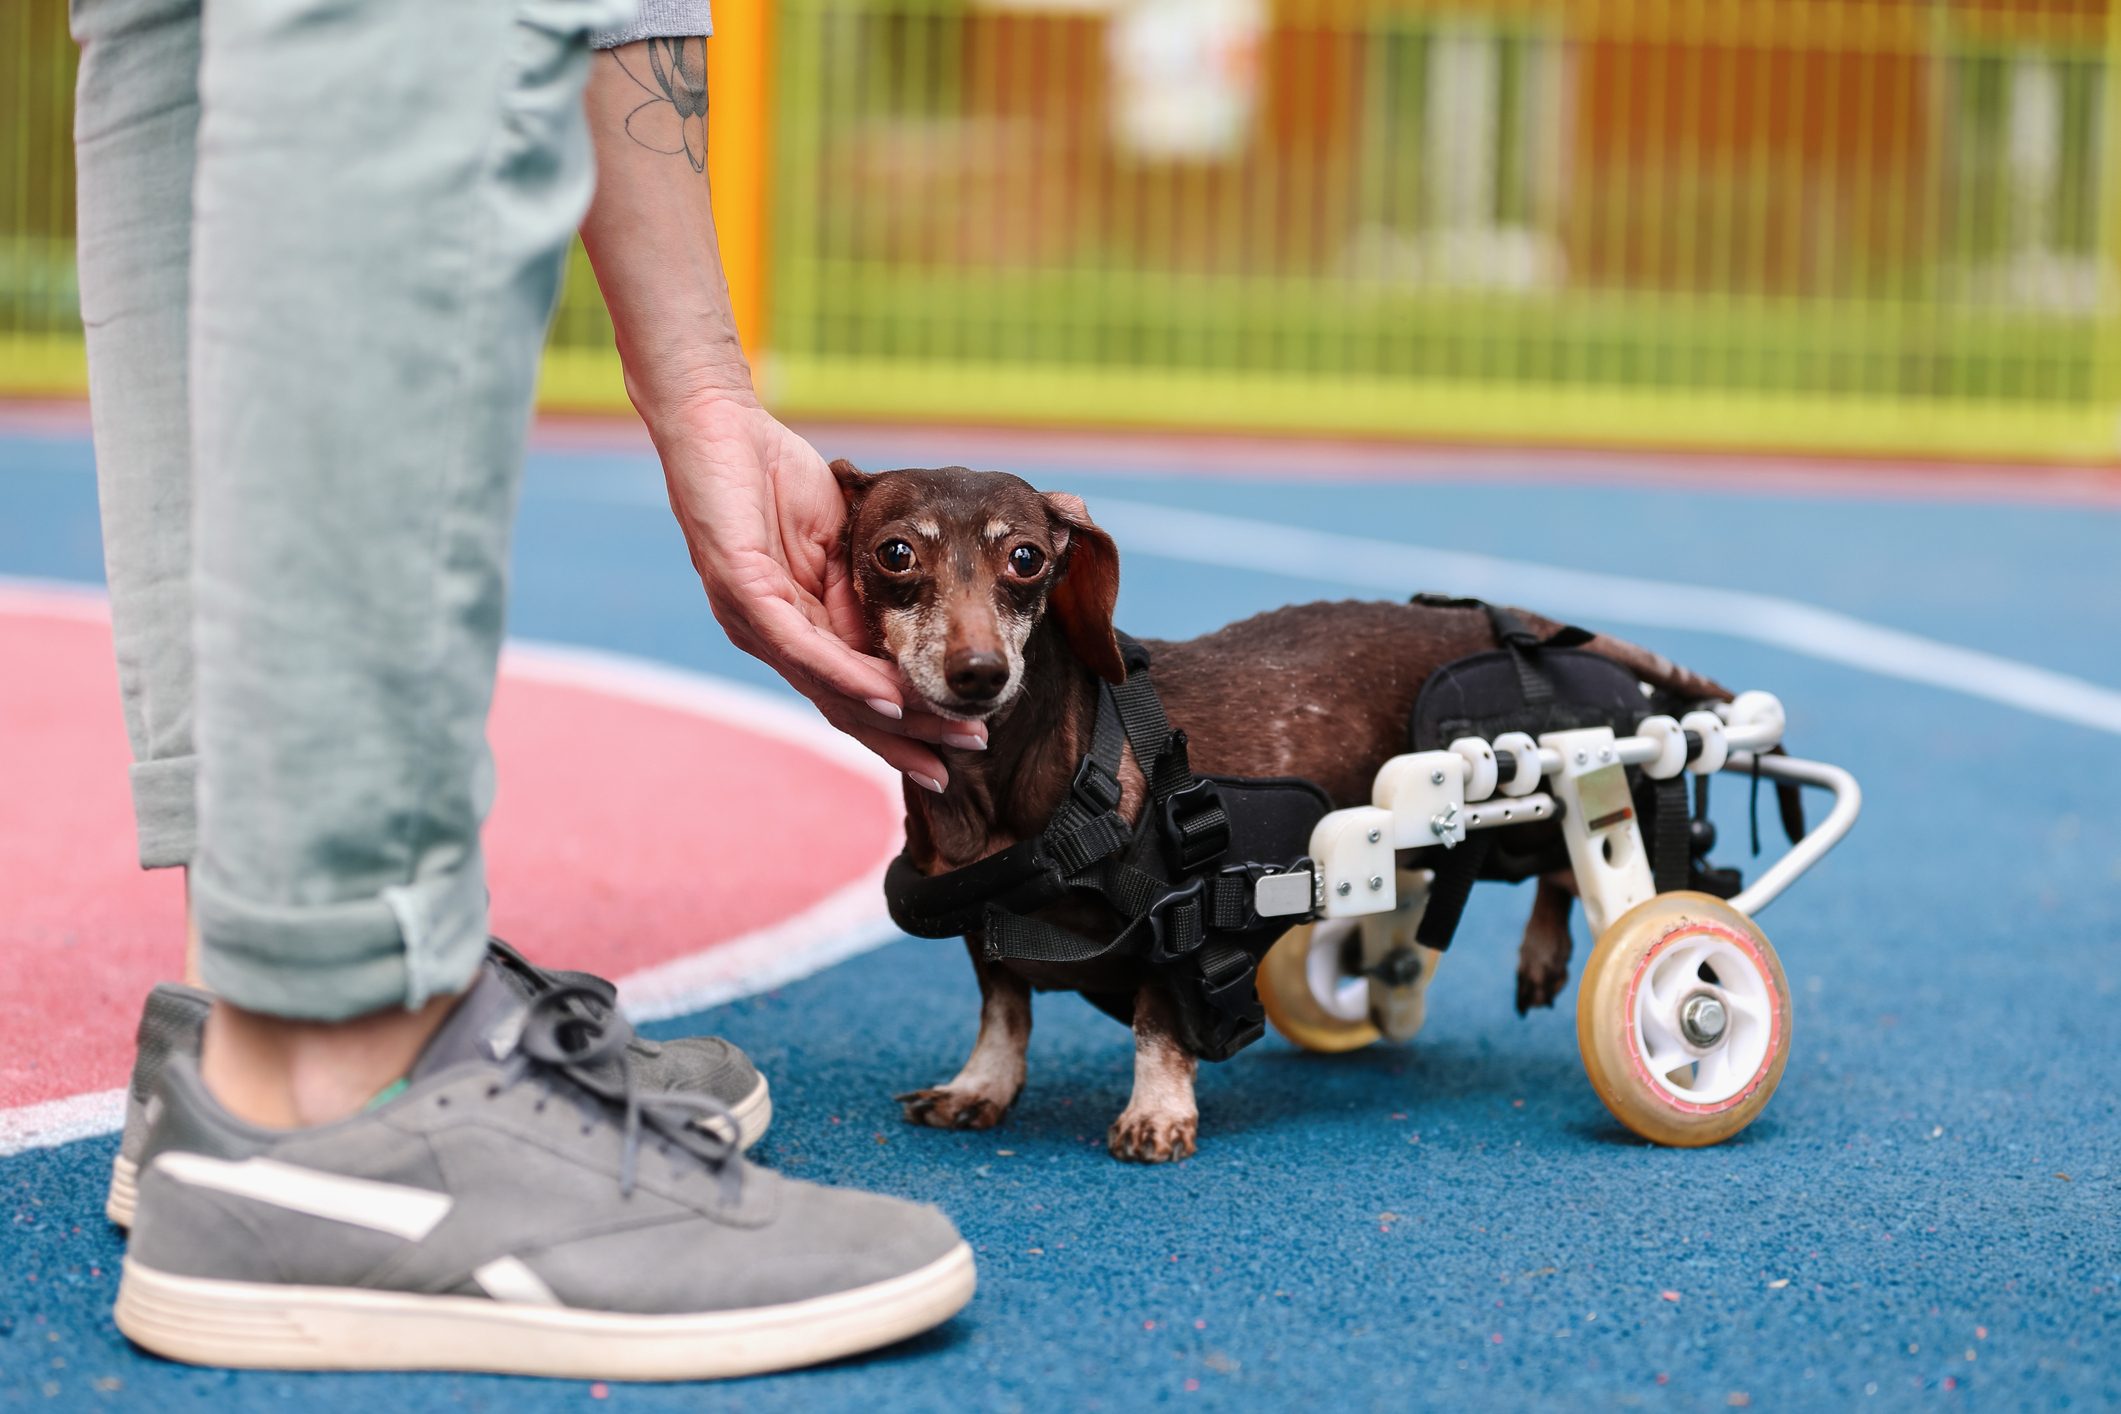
[9,2,2121,460]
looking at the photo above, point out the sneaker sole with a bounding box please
[105,1075,774,1231]
[107,1154,139,1230]
[114,1241,975,1380]
[722,1074,774,1152]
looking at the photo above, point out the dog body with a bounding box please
[832,464,1726,1162]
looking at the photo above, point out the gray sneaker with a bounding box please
[115,972,975,1380]
[106,940,771,1228]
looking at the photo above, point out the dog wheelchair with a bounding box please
[1254,674,1861,1148]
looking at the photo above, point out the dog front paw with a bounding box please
[896,1085,1011,1131]
[1107,1108,1198,1163]
[1515,960,1569,1015]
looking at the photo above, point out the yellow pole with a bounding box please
[708,0,773,366]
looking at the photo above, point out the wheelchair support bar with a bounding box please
[1723,751,1862,918]
[1279,690,1858,932]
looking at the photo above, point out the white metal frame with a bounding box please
[1266,690,1860,936]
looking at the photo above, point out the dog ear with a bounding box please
[829,458,873,514]
[1044,492,1125,684]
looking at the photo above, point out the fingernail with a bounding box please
[910,772,946,794]
[943,732,987,751]
[867,697,904,721]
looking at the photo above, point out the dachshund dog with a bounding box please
[831,462,1729,1162]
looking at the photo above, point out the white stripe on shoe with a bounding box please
[152,1153,453,1240]
[472,1257,564,1307]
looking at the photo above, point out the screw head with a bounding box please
[1367,828,1381,844]
[1599,748,1613,762]
[1335,880,1352,897]
[1430,769,1446,785]
[1367,874,1384,891]
[1574,750,1588,765]
[1679,992,1728,1048]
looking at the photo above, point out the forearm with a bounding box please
[579,37,758,424]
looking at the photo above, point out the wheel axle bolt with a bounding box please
[1680,993,1728,1048]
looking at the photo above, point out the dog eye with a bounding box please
[1007,544,1046,578]
[875,539,916,574]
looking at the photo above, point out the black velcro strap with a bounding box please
[885,843,1057,938]
[1415,832,1493,951]
[1049,813,1131,876]
[1113,671,1175,786]
[1649,775,1691,894]
[982,908,1115,964]
[1206,874,1253,932]
[1042,685,1127,860]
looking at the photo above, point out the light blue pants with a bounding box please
[72,0,630,1018]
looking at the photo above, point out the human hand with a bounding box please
[650,396,983,790]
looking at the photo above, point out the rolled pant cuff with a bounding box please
[130,755,198,870]
[191,847,491,1020]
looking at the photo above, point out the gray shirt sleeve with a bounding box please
[593,0,713,48]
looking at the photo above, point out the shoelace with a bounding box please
[487,939,666,1057]
[509,986,743,1203]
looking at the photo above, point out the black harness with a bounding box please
[884,600,1797,1063]
[884,634,1329,1061]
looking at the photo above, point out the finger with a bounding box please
[714,603,981,757]
[840,720,949,792]
[743,597,910,718]
[878,707,988,752]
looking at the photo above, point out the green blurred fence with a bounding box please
[10,1,2121,461]
[763,0,2121,458]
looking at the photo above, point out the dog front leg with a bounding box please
[898,935,1031,1130]
[1107,982,1199,1163]
[1515,870,1577,1014]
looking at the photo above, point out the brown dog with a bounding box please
[831,462,1728,1162]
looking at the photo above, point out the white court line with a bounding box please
[541,472,2121,737]
[1086,498,2121,739]
[0,580,906,1155]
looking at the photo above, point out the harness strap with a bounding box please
[1648,775,1692,894]
[1044,684,1131,875]
[1414,830,1493,952]
[982,907,1115,964]
[887,632,1323,1063]
[1410,592,1594,709]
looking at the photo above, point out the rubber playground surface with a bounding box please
[3,407,2118,1411]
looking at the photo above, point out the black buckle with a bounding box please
[1070,754,1123,814]
[1143,876,1206,965]
[1158,778,1230,872]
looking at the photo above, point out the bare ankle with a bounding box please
[198,992,463,1129]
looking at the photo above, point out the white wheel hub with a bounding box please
[1631,928,1774,1106]
[1306,918,1370,1022]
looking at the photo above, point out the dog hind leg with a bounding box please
[1516,870,1576,1015]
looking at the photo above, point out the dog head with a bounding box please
[832,462,1123,719]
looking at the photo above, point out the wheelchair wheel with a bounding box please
[1257,918,1381,1054]
[1576,892,1791,1147]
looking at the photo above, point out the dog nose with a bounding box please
[945,649,1009,701]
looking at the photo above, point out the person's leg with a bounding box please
[184,0,627,1122]
[70,0,202,888]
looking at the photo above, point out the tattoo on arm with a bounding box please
[613,38,708,173]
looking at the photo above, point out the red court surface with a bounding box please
[0,586,902,1151]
